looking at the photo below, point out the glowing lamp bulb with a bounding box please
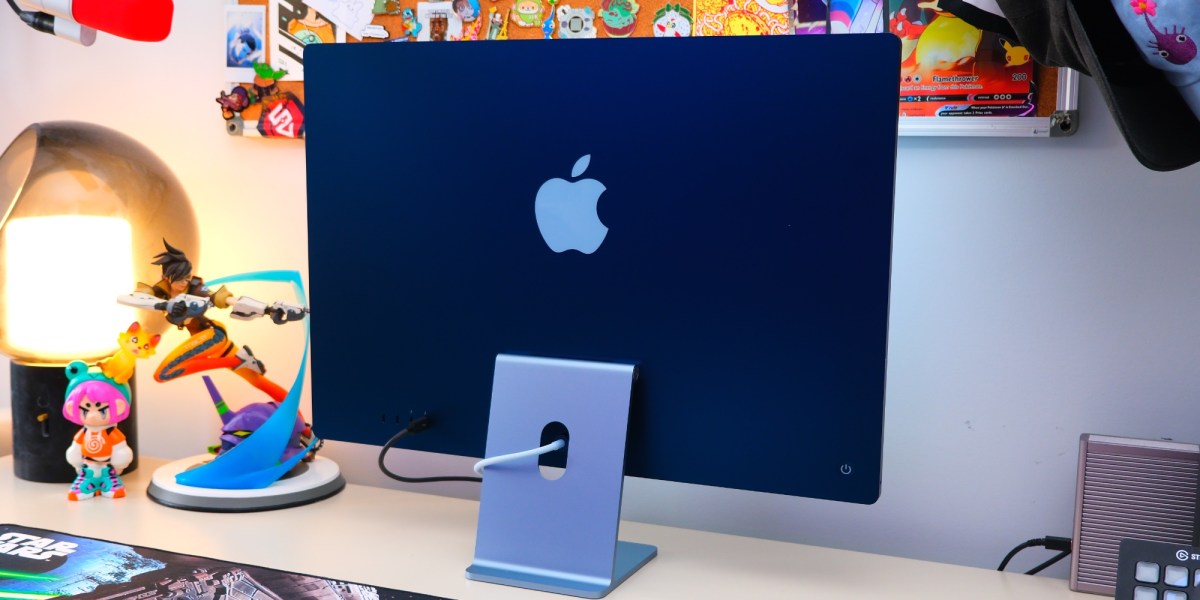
[3,216,135,362]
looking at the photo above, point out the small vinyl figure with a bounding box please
[63,362,134,501]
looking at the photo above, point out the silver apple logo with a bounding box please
[534,155,608,254]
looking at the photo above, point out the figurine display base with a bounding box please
[147,454,344,512]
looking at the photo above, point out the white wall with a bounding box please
[4,4,1200,580]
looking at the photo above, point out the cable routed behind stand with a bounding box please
[378,415,568,484]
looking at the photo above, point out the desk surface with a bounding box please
[0,456,1092,600]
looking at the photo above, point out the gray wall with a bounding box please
[3,6,1199,578]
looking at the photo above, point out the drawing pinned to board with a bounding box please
[225,5,266,82]
[271,0,347,80]
[304,0,381,39]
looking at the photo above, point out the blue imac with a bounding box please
[304,34,898,597]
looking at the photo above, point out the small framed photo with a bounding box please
[225,4,266,83]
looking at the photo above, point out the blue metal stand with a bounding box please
[466,354,657,598]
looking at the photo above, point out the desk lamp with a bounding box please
[0,121,197,482]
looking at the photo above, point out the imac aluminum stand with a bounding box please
[466,354,656,598]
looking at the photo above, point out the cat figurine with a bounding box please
[98,322,161,385]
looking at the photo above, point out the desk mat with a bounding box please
[0,524,453,599]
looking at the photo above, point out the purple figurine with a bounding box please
[201,375,312,463]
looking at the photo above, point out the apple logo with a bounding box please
[535,154,608,254]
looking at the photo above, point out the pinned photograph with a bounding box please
[416,1,462,41]
[225,5,266,83]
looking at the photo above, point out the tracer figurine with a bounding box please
[117,240,308,404]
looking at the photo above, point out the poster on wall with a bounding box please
[269,0,346,81]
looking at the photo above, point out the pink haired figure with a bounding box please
[62,363,134,501]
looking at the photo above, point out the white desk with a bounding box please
[0,456,1093,600]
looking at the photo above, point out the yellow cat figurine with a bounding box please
[99,322,161,385]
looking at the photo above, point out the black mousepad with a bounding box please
[0,524,452,599]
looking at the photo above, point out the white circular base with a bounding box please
[147,454,345,512]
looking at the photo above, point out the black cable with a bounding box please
[377,415,483,484]
[6,0,56,36]
[1025,550,1071,576]
[998,536,1073,574]
[997,539,1042,572]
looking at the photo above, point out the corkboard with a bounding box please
[224,1,1068,129]
[1036,65,1059,118]
[228,0,691,124]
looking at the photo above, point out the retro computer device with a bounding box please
[305,34,899,597]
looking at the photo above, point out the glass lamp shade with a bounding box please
[0,121,199,365]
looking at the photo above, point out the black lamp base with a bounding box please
[10,362,138,483]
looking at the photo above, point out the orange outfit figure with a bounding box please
[119,241,313,454]
[138,240,287,402]
[63,366,134,501]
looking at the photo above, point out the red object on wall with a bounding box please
[72,0,173,42]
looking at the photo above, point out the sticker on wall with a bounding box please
[599,0,639,37]
[511,0,544,28]
[252,63,288,101]
[453,0,481,22]
[216,86,253,120]
[257,92,305,139]
[693,0,790,36]
[457,10,485,39]
[542,0,558,37]
[225,5,266,82]
[399,7,422,40]
[485,6,511,38]
[374,0,402,15]
[417,1,464,40]
[653,3,691,36]
[556,4,596,38]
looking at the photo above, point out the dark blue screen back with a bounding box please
[305,34,898,503]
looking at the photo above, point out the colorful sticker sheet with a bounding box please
[218,0,1044,137]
